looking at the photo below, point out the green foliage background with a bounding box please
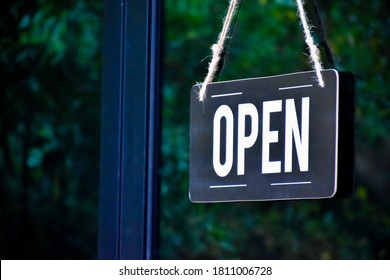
[1,0,389,259]
[0,0,102,259]
[160,0,390,259]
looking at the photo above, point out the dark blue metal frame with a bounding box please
[98,0,162,260]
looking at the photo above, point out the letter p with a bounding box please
[237,103,259,175]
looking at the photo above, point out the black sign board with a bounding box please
[190,70,354,202]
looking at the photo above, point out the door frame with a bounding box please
[98,0,162,260]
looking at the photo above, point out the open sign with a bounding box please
[189,70,354,202]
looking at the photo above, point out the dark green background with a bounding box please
[1,0,389,259]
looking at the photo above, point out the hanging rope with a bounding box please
[295,0,325,87]
[198,0,326,101]
[198,0,240,101]
[310,0,335,68]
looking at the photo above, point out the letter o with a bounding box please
[213,105,234,177]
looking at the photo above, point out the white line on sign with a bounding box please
[210,184,247,189]
[211,92,243,98]
[278,84,313,91]
[270,181,312,186]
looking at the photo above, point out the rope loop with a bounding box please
[198,0,326,101]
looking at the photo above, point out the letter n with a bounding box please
[284,97,310,172]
